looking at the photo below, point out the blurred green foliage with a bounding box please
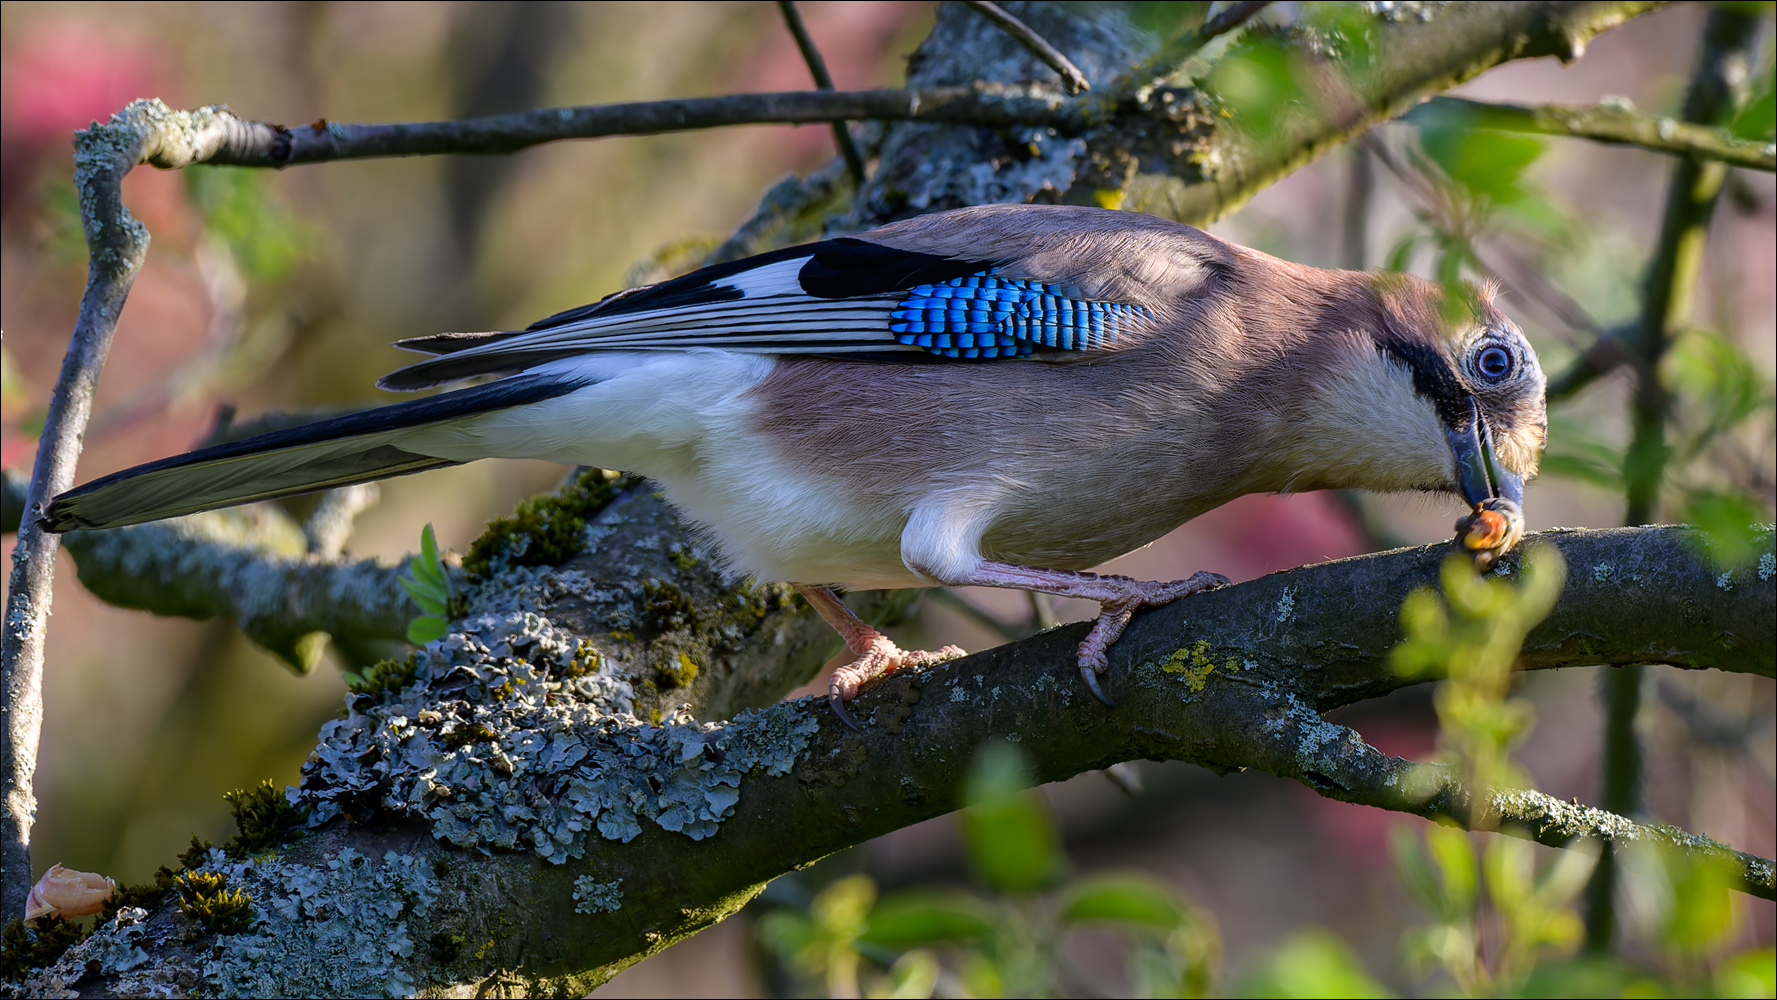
[755,742,1224,998]
[1393,547,1566,815]
[183,165,322,285]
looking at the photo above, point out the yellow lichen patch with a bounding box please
[1159,641,1240,694]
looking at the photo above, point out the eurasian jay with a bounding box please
[43,204,1545,724]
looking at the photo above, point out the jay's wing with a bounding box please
[379,238,1157,390]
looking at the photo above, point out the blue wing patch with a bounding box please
[888,273,1150,359]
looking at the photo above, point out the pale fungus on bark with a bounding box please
[23,864,115,923]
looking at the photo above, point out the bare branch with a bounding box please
[775,0,867,184]
[1416,95,1775,171]
[148,90,1078,168]
[957,0,1091,94]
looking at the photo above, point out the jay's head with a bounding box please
[1273,271,1545,562]
[1369,275,1545,559]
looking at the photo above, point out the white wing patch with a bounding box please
[382,255,922,389]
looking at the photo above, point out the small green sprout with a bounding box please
[401,523,450,645]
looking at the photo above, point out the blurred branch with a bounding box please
[19,522,1773,996]
[1591,3,1763,952]
[1545,329,1634,402]
[957,0,1091,94]
[59,505,416,675]
[776,0,867,184]
[1416,95,1775,171]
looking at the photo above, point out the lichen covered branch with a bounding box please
[17,517,1770,996]
[1,99,178,921]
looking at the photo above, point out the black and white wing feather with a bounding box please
[379,238,1155,391]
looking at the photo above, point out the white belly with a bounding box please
[398,352,922,588]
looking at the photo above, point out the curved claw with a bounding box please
[827,689,861,731]
[1080,665,1119,707]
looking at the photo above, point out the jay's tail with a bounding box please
[41,372,589,532]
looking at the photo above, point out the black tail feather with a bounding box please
[44,372,589,531]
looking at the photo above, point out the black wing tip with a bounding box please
[393,331,521,357]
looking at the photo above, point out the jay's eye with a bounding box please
[1475,345,1514,381]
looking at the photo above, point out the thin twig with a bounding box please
[776,0,867,185]
[1197,0,1275,43]
[130,90,1079,168]
[1117,0,1272,91]
[1415,95,1775,172]
[957,0,1090,94]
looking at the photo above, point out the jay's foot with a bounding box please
[827,633,964,729]
[795,584,963,730]
[964,562,1231,706]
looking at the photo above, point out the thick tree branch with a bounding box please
[1113,1,1669,224]
[16,520,1772,996]
[1415,95,1776,171]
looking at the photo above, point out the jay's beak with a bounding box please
[1448,396,1525,567]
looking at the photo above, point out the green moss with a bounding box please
[223,779,309,858]
[464,468,627,578]
[345,653,419,700]
[641,579,693,633]
[667,543,699,569]
[178,834,214,871]
[176,871,254,935]
[0,916,88,980]
[440,722,499,749]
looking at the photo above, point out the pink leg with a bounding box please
[959,561,1230,705]
[794,584,964,729]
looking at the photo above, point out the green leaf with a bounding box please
[184,165,323,282]
[1058,876,1186,931]
[1211,32,1304,142]
[960,742,1066,893]
[1418,124,1546,203]
[862,892,996,948]
[401,523,451,642]
[1681,489,1769,569]
[1424,825,1478,917]
[1236,928,1394,998]
[406,616,448,645]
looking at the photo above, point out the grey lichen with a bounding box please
[298,567,821,861]
[199,848,438,998]
[23,847,438,998]
[572,877,624,915]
